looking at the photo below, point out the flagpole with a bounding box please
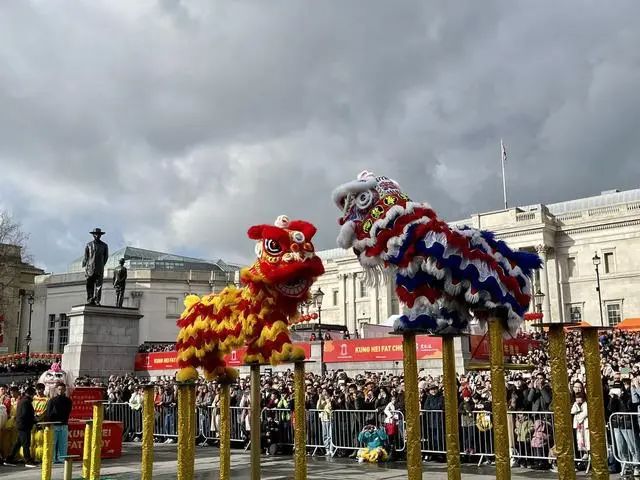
[501,139,508,209]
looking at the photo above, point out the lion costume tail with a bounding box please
[175,291,244,382]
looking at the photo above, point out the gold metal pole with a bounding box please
[88,402,104,480]
[177,382,195,480]
[63,458,73,480]
[219,382,231,480]
[141,386,155,480]
[402,332,422,480]
[487,315,510,480]
[442,335,461,480]
[547,324,577,480]
[82,421,93,479]
[294,361,307,480]
[188,384,196,479]
[40,423,55,480]
[250,363,261,480]
[581,327,609,479]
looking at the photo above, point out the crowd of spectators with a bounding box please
[4,329,640,472]
[0,359,58,375]
[137,343,175,353]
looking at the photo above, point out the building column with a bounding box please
[373,283,380,324]
[536,245,553,322]
[338,274,348,332]
[351,273,358,334]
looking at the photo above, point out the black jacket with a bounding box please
[83,239,109,277]
[16,396,36,432]
[45,394,73,425]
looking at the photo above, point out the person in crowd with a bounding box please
[356,424,389,463]
[570,392,589,460]
[32,383,48,422]
[4,386,37,468]
[45,382,73,464]
[128,385,144,442]
[161,386,176,443]
[513,412,534,468]
[609,380,640,476]
[460,393,477,457]
[317,389,334,456]
[527,373,552,412]
[422,383,445,462]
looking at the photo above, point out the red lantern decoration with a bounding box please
[311,312,318,320]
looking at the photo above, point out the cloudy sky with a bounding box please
[1,1,639,272]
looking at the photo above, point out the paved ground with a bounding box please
[1,444,578,479]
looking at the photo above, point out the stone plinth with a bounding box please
[63,304,143,379]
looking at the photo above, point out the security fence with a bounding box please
[103,401,640,472]
[609,412,640,476]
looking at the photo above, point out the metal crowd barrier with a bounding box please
[609,412,640,475]
[330,409,406,454]
[104,403,142,440]
[104,399,625,473]
[417,409,589,468]
[153,405,178,439]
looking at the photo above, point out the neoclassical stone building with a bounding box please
[314,188,640,334]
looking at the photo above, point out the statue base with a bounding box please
[63,305,143,379]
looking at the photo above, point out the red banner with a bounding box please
[70,387,105,420]
[134,343,312,371]
[68,420,122,458]
[469,335,540,360]
[322,336,442,363]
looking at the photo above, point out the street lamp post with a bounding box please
[534,290,545,328]
[26,295,34,364]
[593,253,605,326]
[312,288,325,375]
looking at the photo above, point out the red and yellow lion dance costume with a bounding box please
[176,215,325,382]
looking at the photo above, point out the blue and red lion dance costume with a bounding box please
[332,171,542,335]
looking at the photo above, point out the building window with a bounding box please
[604,252,615,274]
[568,304,582,323]
[359,280,368,298]
[166,297,179,317]
[47,314,56,353]
[332,289,338,306]
[567,257,577,278]
[390,294,400,315]
[607,302,622,327]
[57,313,69,352]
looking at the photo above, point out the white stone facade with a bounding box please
[314,188,640,332]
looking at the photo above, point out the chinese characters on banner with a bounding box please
[67,420,123,458]
[322,336,443,363]
[134,343,312,371]
[69,387,106,419]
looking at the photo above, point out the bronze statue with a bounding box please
[82,228,109,305]
[113,257,128,307]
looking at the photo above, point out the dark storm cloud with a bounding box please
[1,1,639,271]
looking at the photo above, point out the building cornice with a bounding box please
[558,218,640,235]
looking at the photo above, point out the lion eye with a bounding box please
[264,239,282,255]
[291,231,305,244]
[356,191,373,210]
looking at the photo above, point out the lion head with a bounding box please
[241,215,325,299]
[332,171,414,253]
